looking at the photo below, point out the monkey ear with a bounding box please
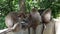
[42,8,51,23]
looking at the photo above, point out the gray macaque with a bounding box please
[41,8,51,24]
[5,12,21,32]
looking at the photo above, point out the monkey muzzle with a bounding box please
[21,21,28,30]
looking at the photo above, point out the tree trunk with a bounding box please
[19,0,26,13]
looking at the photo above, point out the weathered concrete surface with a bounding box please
[6,24,43,34]
[43,21,55,34]
[1,17,60,34]
[42,17,60,34]
[54,17,60,34]
[7,29,28,34]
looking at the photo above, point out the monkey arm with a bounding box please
[11,23,19,30]
[0,23,19,34]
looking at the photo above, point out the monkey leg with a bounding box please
[32,28,36,34]
[28,28,30,34]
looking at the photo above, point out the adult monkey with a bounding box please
[30,8,42,34]
[40,8,55,34]
[5,12,26,32]
[5,0,26,32]
[5,0,27,32]
[38,8,51,24]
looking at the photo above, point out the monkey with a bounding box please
[39,8,52,34]
[30,8,42,34]
[5,12,20,32]
[38,8,51,23]
[41,8,51,24]
[5,12,26,32]
[5,12,18,27]
[38,8,55,34]
[39,8,55,34]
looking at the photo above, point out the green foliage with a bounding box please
[0,0,60,29]
[0,0,19,29]
[25,0,60,18]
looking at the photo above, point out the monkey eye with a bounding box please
[23,19,25,22]
[23,20,26,22]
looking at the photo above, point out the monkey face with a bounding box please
[20,16,30,30]
[20,13,33,30]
